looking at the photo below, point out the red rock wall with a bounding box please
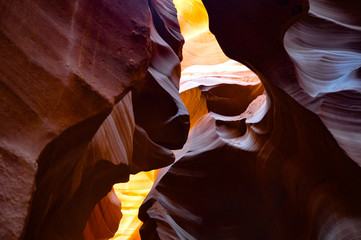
[1,0,361,239]
[0,0,188,239]
[139,0,361,239]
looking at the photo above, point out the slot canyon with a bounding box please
[0,0,361,239]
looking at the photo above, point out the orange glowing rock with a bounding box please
[174,0,231,70]
[139,0,361,239]
[1,0,361,239]
[110,171,156,240]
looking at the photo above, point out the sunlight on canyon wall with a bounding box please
[139,0,361,239]
[1,0,360,239]
[111,172,156,240]
[109,1,262,239]
[173,0,232,70]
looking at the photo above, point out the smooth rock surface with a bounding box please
[139,0,361,239]
[0,0,188,239]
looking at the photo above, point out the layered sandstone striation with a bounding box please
[1,0,361,239]
[284,0,361,164]
[139,0,361,239]
[0,0,188,239]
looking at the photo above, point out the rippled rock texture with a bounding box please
[0,0,188,239]
[139,0,361,239]
[1,0,361,239]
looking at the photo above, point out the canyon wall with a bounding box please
[0,0,188,239]
[139,0,361,239]
[1,0,361,239]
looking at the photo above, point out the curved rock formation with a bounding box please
[284,0,361,164]
[181,61,264,117]
[173,0,230,70]
[111,171,157,240]
[83,189,123,240]
[139,0,361,239]
[1,0,361,239]
[0,0,188,239]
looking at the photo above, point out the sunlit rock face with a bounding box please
[1,0,361,239]
[111,171,157,240]
[173,0,230,71]
[0,0,188,239]
[139,0,361,239]
[181,61,264,117]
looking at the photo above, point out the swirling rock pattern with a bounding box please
[83,189,123,240]
[0,0,188,239]
[1,0,361,239]
[284,0,361,164]
[139,0,361,239]
[181,61,264,117]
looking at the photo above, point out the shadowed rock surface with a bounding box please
[0,0,188,239]
[139,0,361,239]
[1,0,361,239]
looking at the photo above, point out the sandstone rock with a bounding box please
[139,0,361,239]
[173,0,231,70]
[83,189,123,240]
[2,0,361,239]
[140,75,361,240]
[284,0,361,164]
[0,0,188,239]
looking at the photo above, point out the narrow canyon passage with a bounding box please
[0,0,361,240]
[109,1,264,238]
